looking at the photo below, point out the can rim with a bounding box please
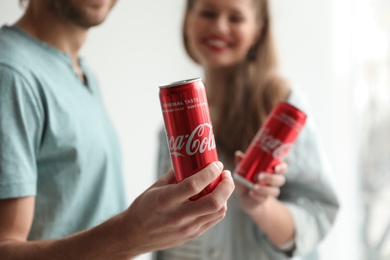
[159,77,201,88]
[278,101,307,119]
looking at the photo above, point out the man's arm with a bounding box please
[0,162,234,260]
[0,196,35,244]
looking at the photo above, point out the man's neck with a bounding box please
[15,3,88,71]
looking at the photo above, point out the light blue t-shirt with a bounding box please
[0,25,127,240]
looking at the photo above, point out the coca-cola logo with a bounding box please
[168,123,216,157]
[255,128,292,160]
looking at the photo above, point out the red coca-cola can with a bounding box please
[159,78,221,200]
[233,102,307,188]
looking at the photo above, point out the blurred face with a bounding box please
[44,0,117,28]
[185,0,260,69]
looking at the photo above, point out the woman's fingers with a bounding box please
[234,150,245,164]
[274,162,288,174]
[257,172,286,187]
[250,184,281,198]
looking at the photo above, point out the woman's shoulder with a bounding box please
[286,87,313,116]
[285,87,322,139]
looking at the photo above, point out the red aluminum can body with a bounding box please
[159,78,221,200]
[233,102,307,188]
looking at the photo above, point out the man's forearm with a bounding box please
[0,213,138,260]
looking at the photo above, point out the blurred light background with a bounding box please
[1,0,389,259]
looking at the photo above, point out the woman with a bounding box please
[154,0,339,259]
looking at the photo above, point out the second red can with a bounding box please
[233,102,307,188]
[159,78,221,200]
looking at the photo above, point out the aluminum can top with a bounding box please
[159,77,201,88]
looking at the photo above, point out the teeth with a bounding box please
[207,39,227,47]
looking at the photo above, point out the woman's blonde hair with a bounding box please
[183,0,290,161]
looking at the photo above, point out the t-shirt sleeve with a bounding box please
[0,65,43,199]
[278,89,340,256]
[156,126,173,178]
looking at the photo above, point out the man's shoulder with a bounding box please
[0,26,34,73]
[0,25,55,74]
[0,26,26,53]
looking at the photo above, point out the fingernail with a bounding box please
[253,184,261,191]
[215,161,223,171]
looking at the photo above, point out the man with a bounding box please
[0,0,235,259]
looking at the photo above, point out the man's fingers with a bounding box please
[163,161,224,203]
[152,170,176,188]
[181,170,234,216]
[192,206,228,235]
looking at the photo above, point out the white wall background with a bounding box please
[0,1,360,260]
